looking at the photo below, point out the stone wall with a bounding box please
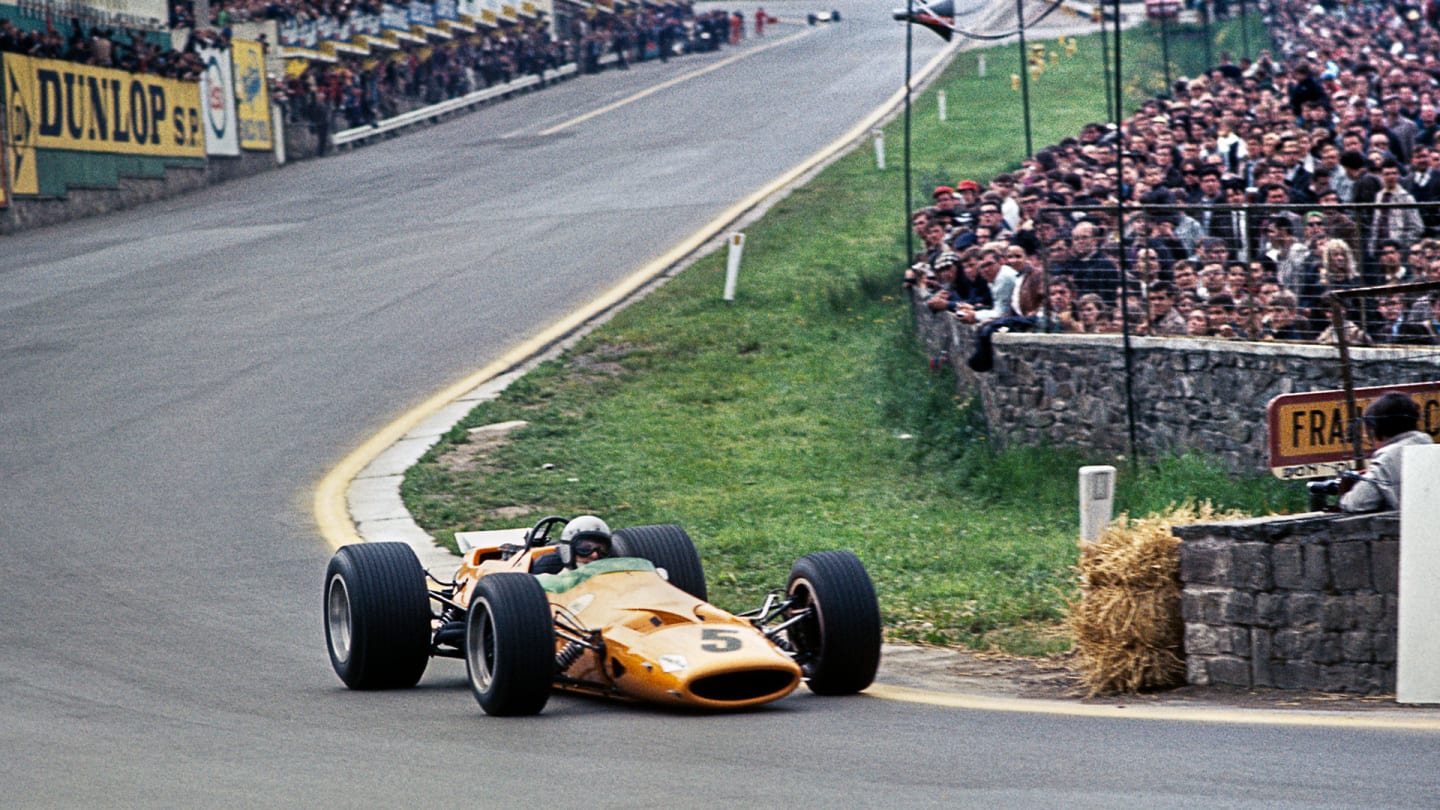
[1174,512,1399,694]
[0,150,278,234]
[911,298,1440,472]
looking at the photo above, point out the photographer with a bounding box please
[1337,392,1434,513]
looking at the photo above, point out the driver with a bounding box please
[558,515,613,568]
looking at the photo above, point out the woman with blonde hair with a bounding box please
[1299,238,1361,337]
[1317,239,1360,284]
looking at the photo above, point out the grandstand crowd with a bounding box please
[908,0,1440,362]
[268,4,742,133]
[9,0,1440,348]
[0,15,217,79]
[2,1,734,136]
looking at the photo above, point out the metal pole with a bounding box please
[1099,3,1114,122]
[1329,294,1365,468]
[1201,0,1213,72]
[1113,0,1138,465]
[1160,11,1172,96]
[1017,0,1033,158]
[1239,0,1250,61]
[904,0,914,263]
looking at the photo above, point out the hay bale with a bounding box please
[1068,500,1243,696]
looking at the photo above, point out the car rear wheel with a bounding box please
[785,550,882,695]
[611,524,707,600]
[466,573,555,716]
[324,542,432,689]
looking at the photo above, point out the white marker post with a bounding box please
[938,90,947,122]
[1078,465,1116,546]
[977,53,986,77]
[873,128,885,170]
[723,232,745,301]
[1397,445,1440,704]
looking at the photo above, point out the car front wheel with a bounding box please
[466,573,555,716]
[785,550,882,695]
[324,542,432,690]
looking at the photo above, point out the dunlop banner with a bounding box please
[4,54,203,194]
[231,39,273,151]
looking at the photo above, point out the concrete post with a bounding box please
[1397,445,1440,704]
[1078,465,1116,546]
[722,233,745,301]
[873,129,885,170]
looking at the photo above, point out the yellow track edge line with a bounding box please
[867,683,1440,730]
[314,39,959,553]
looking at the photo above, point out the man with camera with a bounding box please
[1335,392,1434,513]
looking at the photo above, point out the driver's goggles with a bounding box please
[573,541,609,557]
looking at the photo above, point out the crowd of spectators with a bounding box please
[4,1,726,142]
[907,0,1440,370]
[278,22,570,137]
[279,4,726,136]
[0,16,215,79]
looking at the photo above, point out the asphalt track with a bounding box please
[3,3,1439,807]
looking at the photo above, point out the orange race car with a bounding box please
[323,515,882,716]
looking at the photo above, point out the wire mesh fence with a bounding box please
[1031,201,1440,348]
[911,198,1440,462]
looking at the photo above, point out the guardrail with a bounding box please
[333,63,579,147]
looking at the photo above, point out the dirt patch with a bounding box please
[567,341,637,380]
[435,420,529,473]
[484,505,534,520]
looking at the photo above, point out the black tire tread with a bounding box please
[788,550,882,696]
[325,542,432,690]
[610,524,707,601]
[467,573,555,716]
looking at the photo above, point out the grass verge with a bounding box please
[402,19,1301,656]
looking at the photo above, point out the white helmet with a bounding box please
[558,515,612,568]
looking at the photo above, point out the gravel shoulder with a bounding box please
[877,644,1440,714]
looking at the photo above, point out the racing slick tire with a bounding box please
[466,573,555,716]
[611,524,708,601]
[831,10,841,21]
[324,542,433,690]
[785,550,882,696]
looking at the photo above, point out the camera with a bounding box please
[1306,470,1363,511]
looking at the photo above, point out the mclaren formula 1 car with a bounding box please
[323,516,882,715]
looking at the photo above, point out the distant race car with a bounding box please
[808,9,842,24]
[323,516,882,715]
